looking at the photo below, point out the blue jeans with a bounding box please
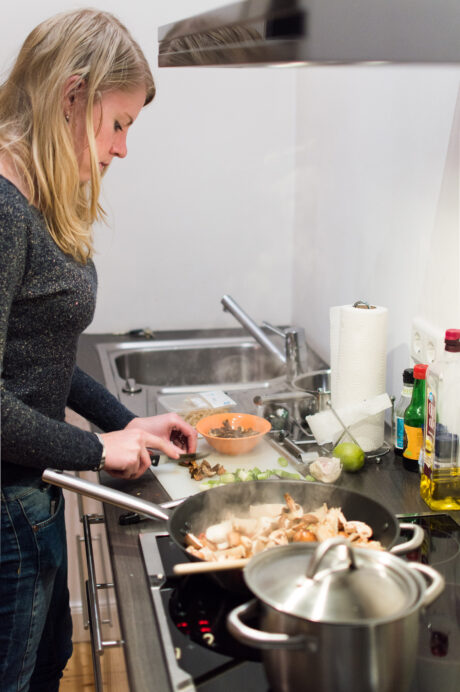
[0,481,73,691]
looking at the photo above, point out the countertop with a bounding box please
[77,333,460,692]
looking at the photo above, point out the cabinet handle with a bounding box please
[76,534,90,629]
[82,515,124,692]
[83,514,104,692]
[83,514,104,654]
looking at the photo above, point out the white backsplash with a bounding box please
[292,65,460,398]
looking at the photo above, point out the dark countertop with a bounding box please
[77,332,460,692]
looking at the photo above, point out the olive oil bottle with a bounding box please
[421,329,460,510]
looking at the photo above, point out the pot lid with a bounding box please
[244,538,423,624]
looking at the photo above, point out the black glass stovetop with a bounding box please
[139,514,460,692]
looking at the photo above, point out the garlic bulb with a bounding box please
[309,457,342,483]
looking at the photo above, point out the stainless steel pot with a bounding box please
[227,538,444,692]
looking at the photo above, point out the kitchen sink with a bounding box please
[96,336,289,415]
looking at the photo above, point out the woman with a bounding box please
[0,9,197,691]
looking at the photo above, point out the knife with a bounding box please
[148,450,208,467]
[176,452,208,461]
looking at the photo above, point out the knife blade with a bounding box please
[174,452,208,462]
[148,450,208,466]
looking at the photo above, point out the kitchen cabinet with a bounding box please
[65,410,129,691]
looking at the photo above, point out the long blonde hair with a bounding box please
[0,9,155,263]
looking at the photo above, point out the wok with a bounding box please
[42,471,423,593]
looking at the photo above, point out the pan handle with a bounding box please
[389,522,424,556]
[42,469,171,522]
[227,600,308,651]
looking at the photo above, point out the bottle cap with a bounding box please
[445,328,460,353]
[413,364,428,379]
[402,368,414,385]
[445,329,460,341]
[435,429,459,460]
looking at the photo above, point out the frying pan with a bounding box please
[42,471,423,593]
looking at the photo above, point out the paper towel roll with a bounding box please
[330,303,388,452]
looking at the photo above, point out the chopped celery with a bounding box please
[200,480,223,489]
[256,471,272,480]
[219,473,236,483]
[277,470,301,480]
[236,469,253,482]
[199,466,308,488]
[304,475,316,482]
[277,457,289,467]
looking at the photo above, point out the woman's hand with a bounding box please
[100,425,190,480]
[125,413,198,453]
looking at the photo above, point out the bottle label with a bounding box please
[403,425,424,460]
[396,417,405,449]
[424,387,436,471]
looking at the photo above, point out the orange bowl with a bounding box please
[196,412,272,456]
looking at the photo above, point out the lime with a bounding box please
[332,442,365,472]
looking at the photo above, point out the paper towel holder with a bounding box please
[353,300,376,310]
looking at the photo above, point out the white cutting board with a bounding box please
[150,437,302,500]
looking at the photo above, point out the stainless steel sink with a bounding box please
[96,336,288,414]
[95,330,329,470]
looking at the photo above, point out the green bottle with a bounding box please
[402,363,428,472]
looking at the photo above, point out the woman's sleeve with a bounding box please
[67,365,137,431]
[1,392,104,470]
[0,204,104,472]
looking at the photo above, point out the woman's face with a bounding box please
[69,86,146,183]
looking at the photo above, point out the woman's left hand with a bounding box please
[124,413,197,453]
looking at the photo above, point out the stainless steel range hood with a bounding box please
[158,0,460,67]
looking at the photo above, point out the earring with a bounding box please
[65,113,70,122]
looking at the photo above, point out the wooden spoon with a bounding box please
[173,558,249,576]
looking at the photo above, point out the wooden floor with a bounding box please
[61,642,129,691]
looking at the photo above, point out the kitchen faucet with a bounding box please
[221,294,303,384]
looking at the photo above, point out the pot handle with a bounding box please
[227,600,309,651]
[405,562,445,607]
[389,523,424,556]
[42,469,171,522]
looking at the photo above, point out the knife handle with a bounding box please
[149,452,160,467]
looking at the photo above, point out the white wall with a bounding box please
[293,65,460,398]
[2,2,459,399]
[0,0,297,333]
[95,59,296,331]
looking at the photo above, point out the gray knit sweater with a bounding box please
[0,176,136,485]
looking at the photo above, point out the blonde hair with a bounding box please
[0,8,155,263]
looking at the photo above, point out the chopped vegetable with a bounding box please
[256,471,272,480]
[219,473,237,483]
[237,469,253,482]
[199,464,303,488]
[276,470,301,480]
[277,457,289,467]
[208,419,257,438]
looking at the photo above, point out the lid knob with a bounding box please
[306,537,357,579]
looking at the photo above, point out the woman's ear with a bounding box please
[62,76,86,120]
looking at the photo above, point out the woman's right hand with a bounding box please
[98,427,184,479]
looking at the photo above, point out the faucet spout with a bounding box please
[221,295,286,365]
